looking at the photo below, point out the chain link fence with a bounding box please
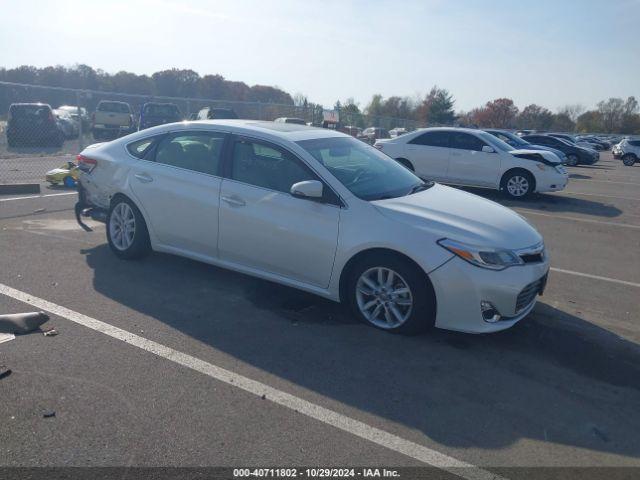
[0,81,423,186]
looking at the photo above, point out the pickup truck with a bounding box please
[92,101,135,139]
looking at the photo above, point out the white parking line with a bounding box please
[0,282,502,480]
[515,209,640,230]
[550,268,640,288]
[0,192,76,202]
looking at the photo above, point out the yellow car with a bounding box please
[46,161,79,188]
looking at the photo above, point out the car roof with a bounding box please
[127,119,347,142]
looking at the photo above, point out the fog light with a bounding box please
[481,301,501,323]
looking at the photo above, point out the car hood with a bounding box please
[372,183,542,250]
[509,148,562,164]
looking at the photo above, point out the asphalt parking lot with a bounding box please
[1,152,639,477]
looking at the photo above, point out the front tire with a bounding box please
[622,154,637,166]
[566,154,579,166]
[502,170,534,199]
[347,253,436,335]
[107,197,151,260]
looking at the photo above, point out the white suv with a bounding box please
[375,127,568,199]
[617,138,640,166]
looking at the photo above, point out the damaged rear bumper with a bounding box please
[75,184,108,231]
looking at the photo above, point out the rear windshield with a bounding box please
[143,104,180,117]
[97,102,131,113]
[10,104,51,117]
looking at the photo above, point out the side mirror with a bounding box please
[482,145,496,153]
[290,180,323,199]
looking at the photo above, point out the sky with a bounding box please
[1,0,639,112]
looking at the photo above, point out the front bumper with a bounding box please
[429,255,550,333]
[536,170,568,193]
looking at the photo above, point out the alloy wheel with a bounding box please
[109,202,136,251]
[355,267,413,329]
[506,175,530,197]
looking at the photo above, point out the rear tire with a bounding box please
[395,158,415,171]
[347,253,436,335]
[106,196,151,260]
[622,154,637,166]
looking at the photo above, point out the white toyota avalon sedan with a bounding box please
[374,127,568,199]
[75,120,549,334]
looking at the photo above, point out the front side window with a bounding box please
[297,136,427,201]
[154,132,226,175]
[230,139,316,193]
[409,131,450,147]
[449,132,486,151]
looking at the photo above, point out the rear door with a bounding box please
[128,130,227,259]
[405,131,451,181]
[218,136,340,288]
[446,132,501,187]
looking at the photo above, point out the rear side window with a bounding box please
[97,102,131,113]
[409,131,450,147]
[153,132,226,176]
[449,132,486,152]
[127,137,157,159]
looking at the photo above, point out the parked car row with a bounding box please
[75,120,551,335]
[375,128,569,199]
[3,101,243,146]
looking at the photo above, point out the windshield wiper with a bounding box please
[408,181,433,195]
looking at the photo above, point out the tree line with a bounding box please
[339,88,640,134]
[0,64,295,106]
[1,64,638,133]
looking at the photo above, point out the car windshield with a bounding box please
[98,102,130,113]
[297,136,430,201]
[144,104,180,116]
[477,131,513,152]
[491,130,529,147]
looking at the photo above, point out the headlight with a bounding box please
[438,238,523,270]
[555,165,566,174]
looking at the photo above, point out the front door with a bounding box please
[446,132,501,187]
[218,137,340,288]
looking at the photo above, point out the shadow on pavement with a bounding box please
[82,244,640,457]
[456,187,623,218]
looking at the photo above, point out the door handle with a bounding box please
[221,195,246,207]
[134,172,153,183]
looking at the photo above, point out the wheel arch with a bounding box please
[394,157,415,171]
[500,167,537,193]
[338,247,436,306]
[108,192,156,242]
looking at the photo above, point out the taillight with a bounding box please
[77,154,97,173]
[49,112,56,123]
